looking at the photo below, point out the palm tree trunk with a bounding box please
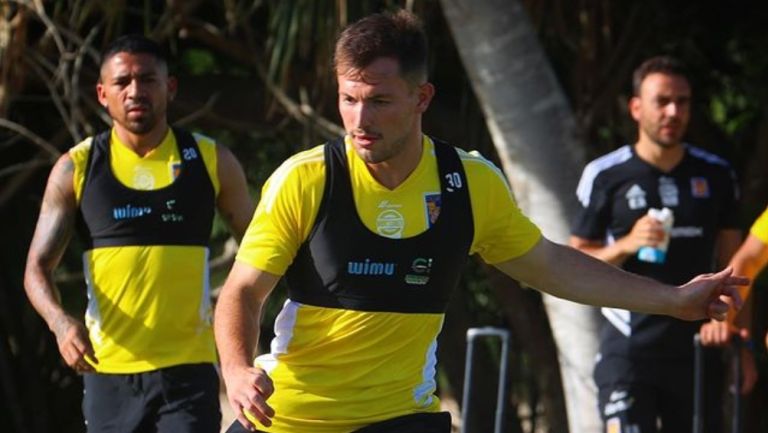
[440,1,602,432]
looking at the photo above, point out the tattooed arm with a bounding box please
[24,153,95,372]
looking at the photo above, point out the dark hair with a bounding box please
[632,56,689,95]
[100,34,168,71]
[334,9,428,84]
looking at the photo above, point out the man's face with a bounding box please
[630,72,691,148]
[97,52,176,135]
[337,57,433,165]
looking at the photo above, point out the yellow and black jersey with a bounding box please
[236,135,540,433]
[70,128,220,373]
[750,207,768,244]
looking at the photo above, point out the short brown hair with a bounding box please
[632,56,689,95]
[334,9,428,84]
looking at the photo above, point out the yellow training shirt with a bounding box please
[70,128,220,373]
[236,136,541,433]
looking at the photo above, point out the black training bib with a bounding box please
[79,128,215,249]
[284,137,474,313]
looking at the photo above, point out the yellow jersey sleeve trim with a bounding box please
[750,207,768,244]
[70,137,94,203]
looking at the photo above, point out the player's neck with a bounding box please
[113,122,169,157]
[634,137,685,173]
[366,134,424,190]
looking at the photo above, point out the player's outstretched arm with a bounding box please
[494,237,747,321]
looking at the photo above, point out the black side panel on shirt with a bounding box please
[284,136,474,314]
[79,128,215,249]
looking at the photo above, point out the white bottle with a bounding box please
[637,207,674,263]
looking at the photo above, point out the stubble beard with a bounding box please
[124,112,158,135]
[354,145,387,165]
[107,104,159,136]
[355,136,411,166]
[644,122,684,150]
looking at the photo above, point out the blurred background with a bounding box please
[1,1,767,432]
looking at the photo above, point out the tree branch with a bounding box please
[0,118,60,158]
[26,0,66,55]
[24,54,80,142]
[69,26,99,137]
[0,158,52,179]
[175,92,222,126]
[180,18,343,139]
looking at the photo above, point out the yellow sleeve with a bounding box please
[236,146,326,275]
[192,133,220,197]
[750,207,768,244]
[69,137,93,203]
[462,151,542,264]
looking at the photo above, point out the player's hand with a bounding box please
[676,267,748,321]
[699,324,757,393]
[222,364,275,431]
[617,215,665,254]
[699,320,740,347]
[51,313,97,373]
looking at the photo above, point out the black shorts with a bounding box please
[83,363,221,433]
[224,411,451,433]
[598,381,693,433]
[595,353,724,433]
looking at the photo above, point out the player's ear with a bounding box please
[167,76,178,102]
[629,96,642,122]
[415,82,434,113]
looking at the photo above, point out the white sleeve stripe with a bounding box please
[459,151,515,201]
[261,147,324,212]
[576,145,632,207]
[686,144,730,167]
[601,307,632,337]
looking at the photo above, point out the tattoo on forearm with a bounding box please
[25,157,76,318]
[34,199,75,264]
[37,158,76,258]
[61,158,74,174]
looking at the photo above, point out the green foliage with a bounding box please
[180,48,221,75]
[4,1,768,431]
[462,259,504,325]
[709,79,759,138]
